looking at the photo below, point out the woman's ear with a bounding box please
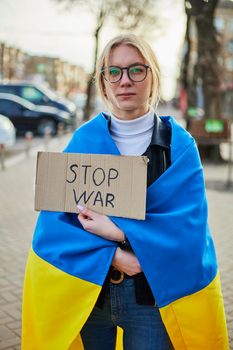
[102,79,107,96]
[103,85,107,97]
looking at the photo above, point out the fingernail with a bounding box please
[77,205,84,211]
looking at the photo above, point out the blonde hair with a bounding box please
[95,34,161,109]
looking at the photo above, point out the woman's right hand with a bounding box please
[112,247,142,276]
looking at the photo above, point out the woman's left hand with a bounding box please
[77,205,125,242]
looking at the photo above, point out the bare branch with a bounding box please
[51,0,160,118]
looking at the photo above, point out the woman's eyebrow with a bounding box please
[109,62,145,67]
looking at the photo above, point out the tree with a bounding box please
[181,0,222,122]
[53,0,158,119]
[180,0,224,160]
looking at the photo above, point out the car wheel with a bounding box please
[37,119,57,136]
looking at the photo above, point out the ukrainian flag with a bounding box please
[22,114,229,349]
[22,210,119,349]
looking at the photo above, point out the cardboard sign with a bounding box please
[35,152,148,220]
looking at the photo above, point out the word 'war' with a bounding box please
[73,190,115,208]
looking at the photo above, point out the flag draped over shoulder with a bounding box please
[22,113,229,350]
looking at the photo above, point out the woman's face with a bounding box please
[103,44,152,120]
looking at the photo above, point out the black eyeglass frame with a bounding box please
[101,64,151,83]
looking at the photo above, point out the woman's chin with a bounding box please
[116,101,141,112]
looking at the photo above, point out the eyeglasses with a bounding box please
[101,64,151,83]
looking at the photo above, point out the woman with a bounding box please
[22,34,229,350]
[78,35,173,350]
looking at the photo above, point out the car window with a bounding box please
[0,86,17,94]
[21,87,45,103]
[0,100,22,115]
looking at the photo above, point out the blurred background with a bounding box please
[0,0,232,160]
[0,0,233,349]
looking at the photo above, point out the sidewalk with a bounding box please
[0,134,71,350]
[0,132,233,349]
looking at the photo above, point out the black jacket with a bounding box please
[97,113,171,307]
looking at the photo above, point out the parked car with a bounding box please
[0,93,73,136]
[0,81,77,119]
[0,113,16,146]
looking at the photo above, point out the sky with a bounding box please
[0,0,187,100]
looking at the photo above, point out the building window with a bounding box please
[214,16,225,32]
[226,58,233,71]
[228,18,233,32]
[228,39,233,53]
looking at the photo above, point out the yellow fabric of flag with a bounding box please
[160,273,229,350]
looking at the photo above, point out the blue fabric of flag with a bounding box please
[32,113,217,307]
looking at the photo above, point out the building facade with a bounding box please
[0,43,87,97]
[215,0,233,117]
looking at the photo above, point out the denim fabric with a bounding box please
[81,279,173,350]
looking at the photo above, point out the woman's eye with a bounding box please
[109,68,120,76]
[130,67,143,74]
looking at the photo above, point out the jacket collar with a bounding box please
[151,113,170,149]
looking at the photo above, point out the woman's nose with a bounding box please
[119,70,132,85]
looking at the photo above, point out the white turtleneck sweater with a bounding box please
[109,109,155,156]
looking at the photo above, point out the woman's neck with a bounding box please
[108,108,155,156]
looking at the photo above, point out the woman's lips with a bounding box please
[117,93,136,97]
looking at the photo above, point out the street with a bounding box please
[0,124,233,349]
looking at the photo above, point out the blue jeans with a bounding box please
[81,279,173,350]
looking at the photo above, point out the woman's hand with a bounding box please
[112,247,142,276]
[77,205,125,242]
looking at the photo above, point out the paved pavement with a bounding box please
[0,123,233,349]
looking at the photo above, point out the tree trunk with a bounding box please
[83,9,105,121]
[180,11,193,128]
[194,0,222,120]
[182,0,223,161]
[195,0,223,161]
